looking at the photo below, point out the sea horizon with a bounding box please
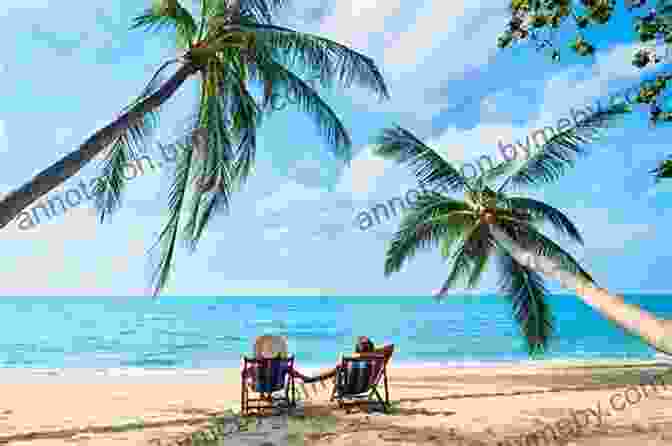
[1,294,670,370]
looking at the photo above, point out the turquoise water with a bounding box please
[1,294,671,368]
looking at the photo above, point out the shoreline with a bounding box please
[0,357,668,383]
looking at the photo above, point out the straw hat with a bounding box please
[254,335,288,358]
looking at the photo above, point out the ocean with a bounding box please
[2,294,671,369]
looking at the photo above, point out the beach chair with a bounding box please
[241,356,296,416]
[330,347,392,413]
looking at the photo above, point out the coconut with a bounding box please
[482,210,496,225]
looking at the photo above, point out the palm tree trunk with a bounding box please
[0,62,199,230]
[489,224,672,355]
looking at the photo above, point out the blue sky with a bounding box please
[2,1,672,296]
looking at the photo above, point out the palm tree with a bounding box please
[652,158,672,180]
[375,103,672,356]
[0,0,389,294]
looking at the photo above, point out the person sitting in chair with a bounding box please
[355,336,374,354]
[243,335,289,392]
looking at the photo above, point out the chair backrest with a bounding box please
[337,353,386,396]
[243,356,294,393]
[353,344,394,385]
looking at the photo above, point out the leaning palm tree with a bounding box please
[0,0,388,294]
[376,103,672,356]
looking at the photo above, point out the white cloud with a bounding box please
[315,0,403,51]
[531,43,652,127]
[563,207,656,253]
[336,145,388,199]
[307,0,509,126]
[382,1,503,76]
[0,207,152,295]
[255,181,325,216]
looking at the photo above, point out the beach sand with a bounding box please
[2,361,672,445]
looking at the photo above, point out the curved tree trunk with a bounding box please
[489,224,672,355]
[0,62,199,230]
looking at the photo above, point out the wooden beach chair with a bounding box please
[241,356,296,416]
[330,344,394,413]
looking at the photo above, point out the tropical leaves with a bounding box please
[652,158,672,181]
[216,0,290,24]
[149,140,195,295]
[435,223,493,294]
[376,117,609,354]
[498,102,631,191]
[503,197,583,244]
[374,126,470,193]
[240,23,389,101]
[496,249,553,356]
[132,0,198,48]
[249,55,351,160]
[126,0,389,294]
[93,76,162,223]
[497,219,593,285]
[383,193,475,276]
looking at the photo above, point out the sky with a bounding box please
[2,0,672,296]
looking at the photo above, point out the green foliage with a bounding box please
[373,126,470,193]
[378,120,604,354]
[498,102,631,191]
[497,0,672,179]
[93,70,165,223]
[132,0,198,49]
[123,0,390,294]
[383,193,475,276]
[496,247,553,356]
[651,157,672,180]
[150,141,195,296]
[504,197,584,244]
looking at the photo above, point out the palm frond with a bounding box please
[505,197,584,245]
[463,225,494,288]
[227,67,261,184]
[434,244,474,297]
[94,105,160,222]
[150,141,195,296]
[206,0,290,24]
[221,23,389,101]
[475,159,518,186]
[181,84,236,252]
[384,193,475,276]
[652,157,672,181]
[433,221,490,297]
[497,220,594,285]
[374,126,470,193]
[93,137,133,223]
[250,55,351,161]
[496,248,554,356]
[131,1,198,49]
[499,102,631,191]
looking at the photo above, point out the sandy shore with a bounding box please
[3,361,672,445]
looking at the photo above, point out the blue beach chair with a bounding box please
[241,356,296,416]
[330,351,390,413]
